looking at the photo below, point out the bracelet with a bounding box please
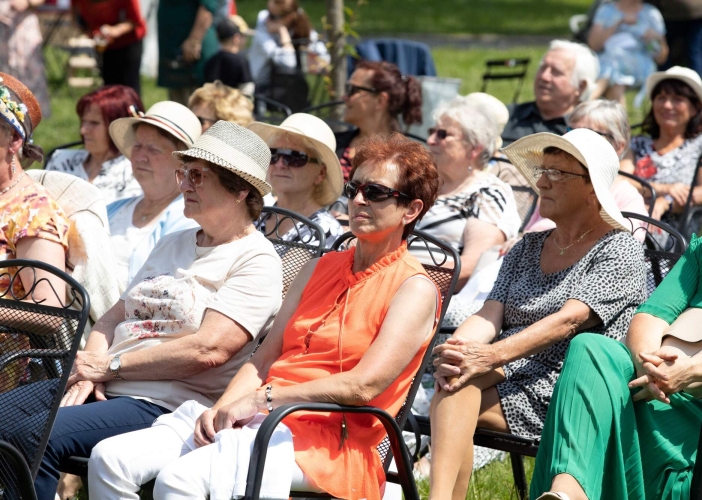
[265,384,273,411]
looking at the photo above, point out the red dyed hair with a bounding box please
[355,60,423,129]
[350,133,439,239]
[76,85,145,153]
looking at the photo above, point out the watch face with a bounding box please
[110,358,119,370]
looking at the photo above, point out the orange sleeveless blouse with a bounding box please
[265,242,441,500]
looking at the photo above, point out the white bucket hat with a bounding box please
[248,113,343,206]
[645,66,702,102]
[464,92,509,149]
[109,101,202,159]
[502,128,629,231]
[173,120,272,196]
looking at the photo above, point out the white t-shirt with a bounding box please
[105,228,283,410]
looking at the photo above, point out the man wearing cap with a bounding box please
[501,40,599,148]
[428,129,646,500]
[204,17,254,95]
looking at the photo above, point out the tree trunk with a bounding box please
[326,0,346,120]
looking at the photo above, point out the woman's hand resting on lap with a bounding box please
[194,393,262,447]
[629,347,695,403]
[432,338,497,392]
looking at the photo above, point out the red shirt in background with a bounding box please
[72,0,147,50]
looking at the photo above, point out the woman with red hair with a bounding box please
[45,85,145,204]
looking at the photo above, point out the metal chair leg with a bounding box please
[509,452,528,500]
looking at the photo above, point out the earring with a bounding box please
[11,158,16,175]
[236,199,241,204]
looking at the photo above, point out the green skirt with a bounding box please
[530,333,702,500]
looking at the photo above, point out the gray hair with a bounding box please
[567,100,630,156]
[432,95,502,167]
[543,39,600,102]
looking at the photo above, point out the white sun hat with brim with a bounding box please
[109,101,202,159]
[502,128,629,232]
[645,66,702,102]
[248,113,343,206]
[173,120,272,196]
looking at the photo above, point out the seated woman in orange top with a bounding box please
[87,133,442,500]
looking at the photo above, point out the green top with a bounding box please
[637,234,702,324]
[157,0,220,88]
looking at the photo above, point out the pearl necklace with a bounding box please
[553,222,603,256]
[0,171,26,196]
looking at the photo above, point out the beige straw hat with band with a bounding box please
[502,128,630,232]
[109,101,202,159]
[173,120,272,196]
[248,113,343,206]
[645,66,702,102]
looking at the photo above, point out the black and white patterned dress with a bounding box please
[488,230,646,439]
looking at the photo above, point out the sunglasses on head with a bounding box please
[175,166,212,187]
[269,148,320,168]
[343,181,410,202]
[428,128,451,140]
[345,83,378,97]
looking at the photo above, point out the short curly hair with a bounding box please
[350,133,440,239]
[188,81,254,127]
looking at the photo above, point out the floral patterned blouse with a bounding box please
[0,182,69,298]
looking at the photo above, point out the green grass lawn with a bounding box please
[234,0,593,36]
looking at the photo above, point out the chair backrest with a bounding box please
[677,154,702,238]
[618,170,656,217]
[331,229,460,466]
[256,207,326,298]
[43,140,83,169]
[253,94,293,125]
[480,58,531,103]
[622,211,687,296]
[0,260,90,487]
[511,185,539,233]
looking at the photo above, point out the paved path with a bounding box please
[361,33,556,49]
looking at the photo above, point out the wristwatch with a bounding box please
[109,354,122,379]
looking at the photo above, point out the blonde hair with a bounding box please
[188,81,254,126]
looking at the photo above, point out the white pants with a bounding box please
[88,415,321,499]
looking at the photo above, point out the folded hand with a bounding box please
[432,338,496,392]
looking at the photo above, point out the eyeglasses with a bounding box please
[196,116,217,127]
[566,126,615,143]
[533,167,589,182]
[428,128,451,140]
[270,148,320,168]
[343,181,410,202]
[175,166,212,187]
[345,83,378,97]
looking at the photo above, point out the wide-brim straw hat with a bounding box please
[109,101,202,159]
[173,120,272,196]
[248,113,343,206]
[645,66,702,102]
[502,128,629,231]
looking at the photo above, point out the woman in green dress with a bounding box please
[531,236,702,500]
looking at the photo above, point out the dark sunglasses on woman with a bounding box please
[428,128,451,140]
[345,83,378,97]
[269,148,320,168]
[343,181,410,202]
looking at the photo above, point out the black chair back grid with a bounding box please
[0,260,90,499]
[244,229,461,500]
[618,171,656,217]
[511,186,538,233]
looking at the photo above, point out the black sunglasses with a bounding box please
[345,83,378,97]
[270,148,320,168]
[343,181,410,202]
[428,128,451,140]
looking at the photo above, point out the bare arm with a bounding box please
[587,22,620,52]
[181,5,213,62]
[452,299,504,345]
[14,237,66,308]
[456,218,506,291]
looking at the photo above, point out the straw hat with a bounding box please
[109,101,202,159]
[645,66,702,102]
[502,128,629,231]
[248,113,343,206]
[173,120,272,196]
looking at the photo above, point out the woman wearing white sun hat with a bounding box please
[105,101,202,291]
[249,113,344,248]
[428,128,647,500]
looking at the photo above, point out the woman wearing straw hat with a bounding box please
[428,129,647,500]
[249,113,344,248]
[31,122,283,500]
[622,66,702,226]
[106,101,202,292]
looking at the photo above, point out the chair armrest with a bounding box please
[244,403,419,500]
[0,440,38,500]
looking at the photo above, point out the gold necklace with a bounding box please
[553,222,603,256]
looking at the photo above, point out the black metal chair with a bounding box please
[0,260,90,500]
[618,171,656,217]
[677,154,702,239]
[253,94,293,125]
[481,58,531,104]
[242,229,461,500]
[409,213,687,500]
[512,185,538,233]
[43,141,83,169]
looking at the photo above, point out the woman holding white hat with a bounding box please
[30,121,284,500]
[428,129,646,500]
[249,113,343,248]
[622,66,702,226]
[106,101,202,291]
